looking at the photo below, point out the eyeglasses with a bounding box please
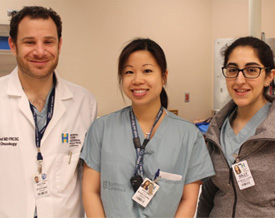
[222,66,268,79]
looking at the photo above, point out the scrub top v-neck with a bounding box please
[220,102,271,166]
[81,106,215,217]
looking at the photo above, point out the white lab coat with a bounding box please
[0,68,97,218]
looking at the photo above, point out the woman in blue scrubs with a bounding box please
[197,36,275,217]
[81,38,215,217]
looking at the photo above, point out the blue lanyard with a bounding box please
[129,106,163,178]
[29,86,55,173]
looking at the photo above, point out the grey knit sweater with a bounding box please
[197,100,275,218]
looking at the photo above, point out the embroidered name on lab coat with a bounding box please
[0,137,19,146]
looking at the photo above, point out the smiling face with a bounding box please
[9,16,62,81]
[225,46,274,112]
[122,50,166,109]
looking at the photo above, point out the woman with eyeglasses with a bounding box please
[80,38,215,217]
[197,36,275,218]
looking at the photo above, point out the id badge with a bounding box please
[132,178,159,207]
[232,160,255,190]
[33,173,50,198]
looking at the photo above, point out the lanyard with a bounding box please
[129,106,163,178]
[29,86,55,174]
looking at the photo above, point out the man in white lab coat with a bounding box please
[0,6,97,217]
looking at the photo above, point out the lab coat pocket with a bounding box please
[55,152,80,193]
[143,177,184,217]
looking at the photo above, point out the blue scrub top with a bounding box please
[220,102,271,166]
[81,106,215,217]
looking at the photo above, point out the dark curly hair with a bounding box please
[9,6,62,43]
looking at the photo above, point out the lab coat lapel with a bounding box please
[41,74,73,142]
[42,91,66,141]
[18,96,35,127]
[7,68,35,127]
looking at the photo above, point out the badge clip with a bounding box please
[37,161,43,174]
[130,175,143,192]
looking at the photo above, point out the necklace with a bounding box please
[142,128,152,136]
[142,130,151,136]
